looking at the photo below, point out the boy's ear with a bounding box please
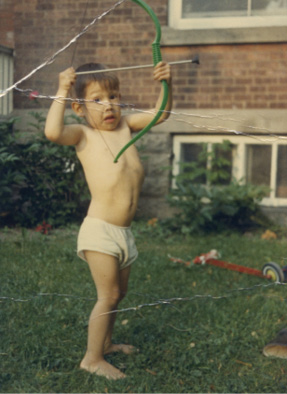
[72,101,85,117]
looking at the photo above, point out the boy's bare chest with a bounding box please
[76,126,145,185]
[78,123,131,157]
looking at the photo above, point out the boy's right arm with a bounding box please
[45,67,84,146]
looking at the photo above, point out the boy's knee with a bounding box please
[108,288,127,307]
[99,289,122,308]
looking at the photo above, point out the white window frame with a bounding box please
[169,0,287,30]
[173,134,287,207]
[0,46,13,116]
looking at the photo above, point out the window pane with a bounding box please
[276,145,287,198]
[182,0,248,18]
[212,144,233,185]
[246,145,271,193]
[252,0,287,16]
[180,143,207,184]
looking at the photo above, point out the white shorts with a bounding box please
[77,217,138,270]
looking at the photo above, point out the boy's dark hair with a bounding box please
[74,63,120,99]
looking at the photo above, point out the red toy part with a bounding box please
[168,254,191,267]
[170,251,287,282]
[192,250,270,279]
[193,249,219,264]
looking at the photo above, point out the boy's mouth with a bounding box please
[104,115,116,123]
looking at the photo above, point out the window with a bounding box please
[276,145,287,198]
[169,0,287,30]
[0,45,13,116]
[179,142,233,185]
[246,145,272,191]
[173,135,287,206]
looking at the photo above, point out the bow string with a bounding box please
[113,0,169,163]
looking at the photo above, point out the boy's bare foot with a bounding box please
[104,343,139,355]
[80,358,126,380]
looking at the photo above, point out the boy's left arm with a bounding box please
[126,62,173,132]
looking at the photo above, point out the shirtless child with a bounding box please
[45,61,172,380]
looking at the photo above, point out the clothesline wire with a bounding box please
[1,281,286,319]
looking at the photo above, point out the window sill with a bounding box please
[154,109,287,135]
[0,44,14,55]
[162,25,287,46]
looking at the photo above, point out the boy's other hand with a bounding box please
[59,67,76,93]
[153,61,171,84]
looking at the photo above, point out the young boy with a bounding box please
[45,61,172,380]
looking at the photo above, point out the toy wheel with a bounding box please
[262,262,285,282]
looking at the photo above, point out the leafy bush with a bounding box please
[0,113,89,228]
[0,117,26,219]
[164,141,270,234]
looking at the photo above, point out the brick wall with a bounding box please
[178,43,287,110]
[13,0,168,108]
[12,0,287,111]
[0,0,14,48]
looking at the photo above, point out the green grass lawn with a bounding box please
[1,223,287,393]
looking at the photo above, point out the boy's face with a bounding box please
[82,81,121,131]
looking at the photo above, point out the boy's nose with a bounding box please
[104,100,113,109]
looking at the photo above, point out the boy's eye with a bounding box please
[94,98,101,103]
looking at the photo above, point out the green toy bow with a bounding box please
[113,0,169,163]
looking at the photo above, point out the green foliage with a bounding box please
[165,141,270,234]
[0,113,89,227]
[0,117,26,217]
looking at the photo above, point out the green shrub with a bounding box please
[0,117,26,219]
[0,113,89,228]
[165,141,270,234]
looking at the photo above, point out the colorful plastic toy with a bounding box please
[169,250,287,283]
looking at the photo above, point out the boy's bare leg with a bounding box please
[80,251,126,380]
[104,265,138,355]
